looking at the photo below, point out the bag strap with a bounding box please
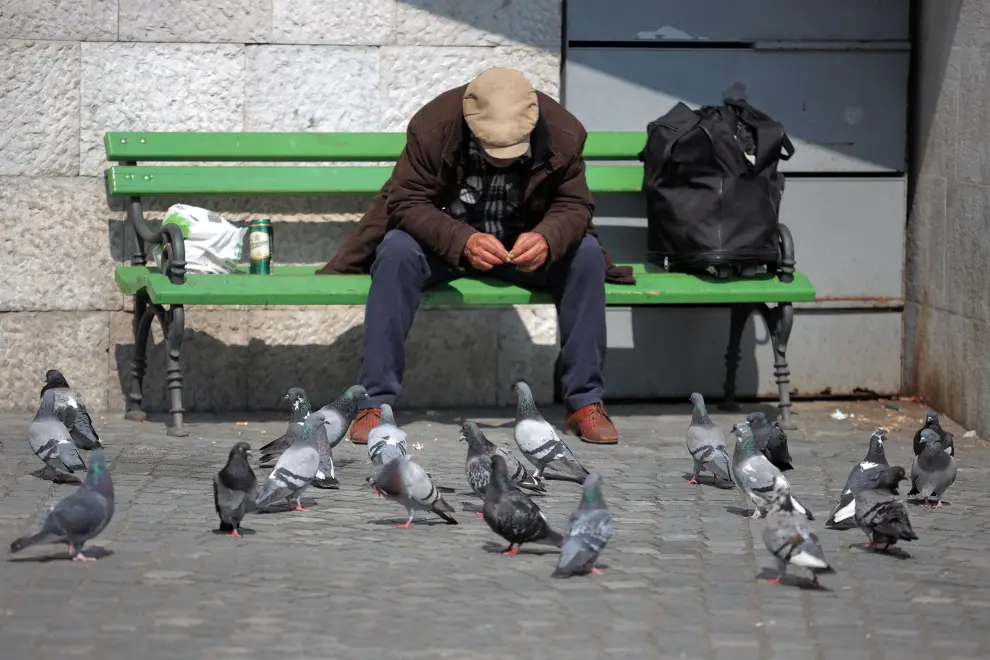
[724,98,794,171]
[638,102,702,163]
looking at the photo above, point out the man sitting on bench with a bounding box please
[323,67,634,445]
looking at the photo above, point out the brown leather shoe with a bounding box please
[349,408,381,444]
[565,402,619,444]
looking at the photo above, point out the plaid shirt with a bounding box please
[447,139,529,246]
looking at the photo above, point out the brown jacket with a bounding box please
[317,86,634,284]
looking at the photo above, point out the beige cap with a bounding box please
[463,67,538,159]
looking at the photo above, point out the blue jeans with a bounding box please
[358,229,607,411]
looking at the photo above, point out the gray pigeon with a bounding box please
[731,422,813,520]
[30,390,86,481]
[854,465,918,551]
[213,441,258,537]
[259,388,340,489]
[747,411,793,471]
[483,455,563,555]
[368,404,407,467]
[311,384,368,487]
[10,450,114,561]
[258,387,313,464]
[460,421,546,503]
[511,381,590,484]
[909,430,957,508]
[686,393,732,485]
[314,384,368,450]
[552,472,613,578]
[762,475,834,587]
[825,429,889,530]
[367,455,457,528]
[913,410,955,457]
[254,413,325,512]
[40,369,103,450]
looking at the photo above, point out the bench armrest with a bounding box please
[160,223,187,285]
[126,197,186,284]
[777,223,795,284]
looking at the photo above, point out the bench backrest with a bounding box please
[104,132,646,196]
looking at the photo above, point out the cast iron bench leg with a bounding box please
[719,303,753,413]
[720,302,795,428]
[125,292,151,423]
[757,302,795,429]
[162,304,188,437]
[125,299,189,437]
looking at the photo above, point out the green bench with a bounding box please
[105,131,815,436]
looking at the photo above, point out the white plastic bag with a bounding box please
[153,204,247,275]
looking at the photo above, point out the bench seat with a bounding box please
[114,265,815,307]
[104,130,815,437]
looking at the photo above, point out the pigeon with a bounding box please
[552,472,613,578]
[10,450,114,561]
[258,388,339,489]
[254,412,326,512]
[825,428,890,530]
[854,465,918,551]
[366,455,457,528]
[731,422,813,520]
[30,389,87,481]
[686,392,732,485]
[39,369,103,450]
[460,421,546,502]
[908,430,957,508]
[482,455,563,556]
[314,384,368,450]
[762,475,834,587]
[258,387,311,463]
[747,411,793,471]
[511,381,590,484]
[213,442,258,537]
[368,404,407,467]
[309,385,369,488]
[913,410,955,457]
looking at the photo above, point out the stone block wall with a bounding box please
[905,0,990,437]
[0,1,562,412]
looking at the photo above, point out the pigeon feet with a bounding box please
[765,577,782,584]
[503,545,520,557]
[811,575,820,587]
[292,502,309,512]
[225,530,242,538]
[475,512,485,518]
[395,520,414,529]
[685,476,699,485]
[591,567,604,575]
[933,501,943,509]
[72,553,97,563]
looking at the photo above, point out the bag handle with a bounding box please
[638,102,702,164]
[723,98,794,171]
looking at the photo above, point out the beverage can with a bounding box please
[249,219,273,274]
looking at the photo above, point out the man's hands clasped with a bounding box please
[463,232,549,273]
[463,233,510,271]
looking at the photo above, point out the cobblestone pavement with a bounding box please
[1,399,989,660]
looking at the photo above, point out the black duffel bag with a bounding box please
[638,98,795,278]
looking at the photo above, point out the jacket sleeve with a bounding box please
[531,132,595,264]
[386,123,477,268]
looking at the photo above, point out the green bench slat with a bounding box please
[107,164,644,196]
[104,131,646,163]
[114,266,816,307]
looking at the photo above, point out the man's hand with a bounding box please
[464,233,509,271]
[508,232,549,272]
